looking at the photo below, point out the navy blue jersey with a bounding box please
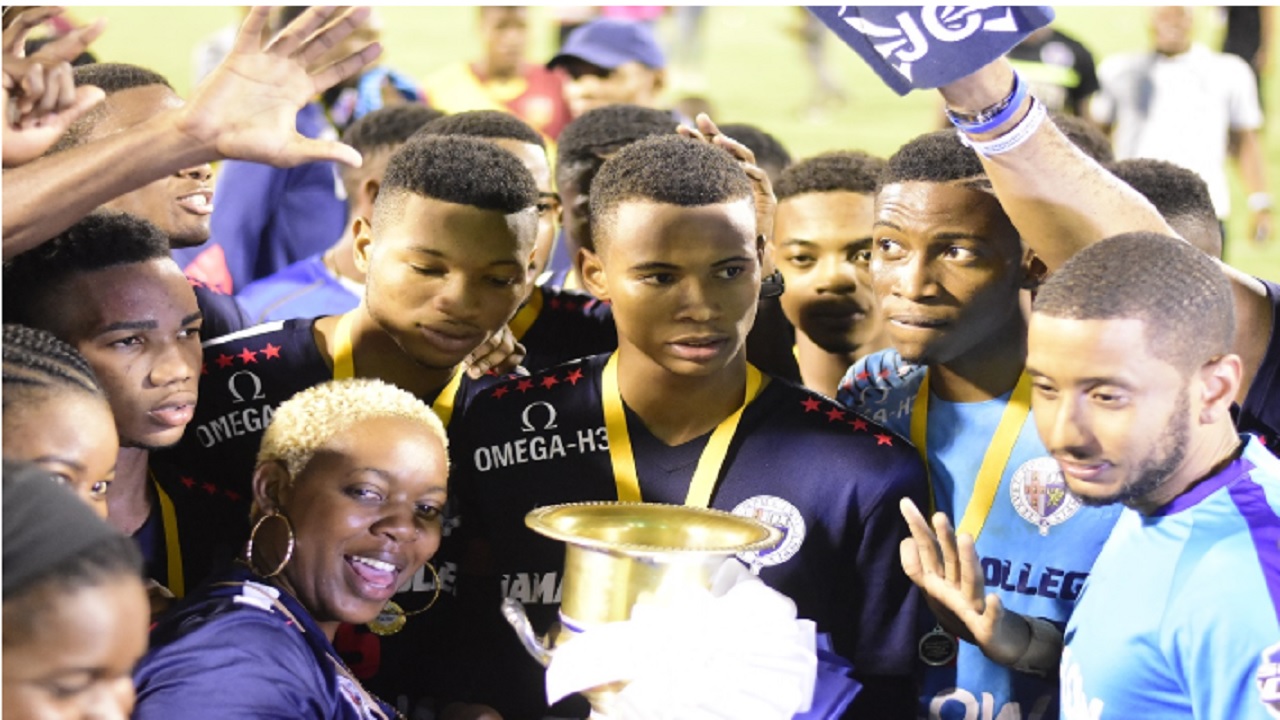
[134,565,397,720]
[158,316,494,715]
[449,353,928,719]
[1239,279,1280,452]
[512,285,617,373]
[191,278,250,340]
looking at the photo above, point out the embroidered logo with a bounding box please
[335,674,382,719]
[731,495,806,571]
[832,6,1020,82]
[1258,639,1280,718]
[1009,457,1081,536]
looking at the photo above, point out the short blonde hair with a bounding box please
[256,378,449,482]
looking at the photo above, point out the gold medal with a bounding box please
[367,601,407,636]
[918,624,958,667]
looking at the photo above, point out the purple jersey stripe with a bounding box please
[1154,456,1253,516]
[1227,473,1280,627]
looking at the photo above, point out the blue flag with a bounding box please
[807,6,1055,96]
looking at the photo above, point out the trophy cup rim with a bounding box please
[524,501,783,558]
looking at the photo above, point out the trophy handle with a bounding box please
[501,598,553,667]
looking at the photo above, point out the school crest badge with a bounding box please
[731,495,806,572]
[1009,457,1080,535]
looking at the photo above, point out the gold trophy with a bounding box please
[502,501,784,717]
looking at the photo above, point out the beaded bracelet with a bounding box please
[945,71,1028,135]
[959,97,1048,158]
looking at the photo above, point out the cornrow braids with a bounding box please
[2,324,103,409]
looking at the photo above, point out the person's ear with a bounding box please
[759,234,773,275]
[1020,248,1048,291]
[251,460,291,514]
[1197,353,1243,425]
[650,68,667,99]
[580,247,609,301]
[352,218,376,275]
[358,177,382,218]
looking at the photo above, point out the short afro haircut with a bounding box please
[342,104,446,158]
[1107,158,1221,259]
[1050,112,1114,164]
[880,130,985,188]
[50,63,172,154]
[717,122,792,181]
[255,378,448,518]
[1033,232,1233,373]
[775,150,886,201]
[588,135,753,249]
[373,135,540,231]
[418,110,545,149]
[555,104,677,188]
[2,212,172,330]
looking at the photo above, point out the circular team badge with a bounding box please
[367,600,407,636]
[918,625,958,667]
[1009,457,1082,536]
[731,496,806,572]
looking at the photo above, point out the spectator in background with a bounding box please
[1222,6,1272,101]
[1007,26,1099,117]
[548,18,669,120]
[424,7,573,142]
[717,122,792,184]
[1092,6,1271,247]
[190,7,254,86]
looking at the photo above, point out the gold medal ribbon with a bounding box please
[909,370,1033,540]
[602,352,765,508]
[150,473,184,597]
[333,312,464,427]
[507,286,544,341]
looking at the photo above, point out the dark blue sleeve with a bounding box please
[133,611,331,719]
[193,283,250,339]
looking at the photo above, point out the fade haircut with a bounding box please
[50,62,173,154]
[1050,112,1114,163]
[254,378,448,518]
[588,135,753,250]
[880,130,985,188]
[775,150,885,201]
[555,104,676,189]
[419,110,545,148]
[1107,159,1221,259]
[2,212,172,330]
[718,122,792,182]
[2,324,105,412]
[372,135,540,232]
[1033,232,1234,373]
[338,104,444,193]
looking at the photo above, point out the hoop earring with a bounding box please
[366,562,442,636]
[245,510,295,579]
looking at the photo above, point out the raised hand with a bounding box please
[176,6,383,169]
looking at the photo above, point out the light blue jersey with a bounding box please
[840,352,1122,720]
[1061,435,1280,720]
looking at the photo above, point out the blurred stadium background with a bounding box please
[64,5,1280,280]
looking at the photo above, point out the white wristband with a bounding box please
[1010,615,1063,677]
[1249,192,1273,212]
[958,97,1048,158]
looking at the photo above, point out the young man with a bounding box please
[450,135,928,719]
[836,130,1123,720]
[50,62,248,338]
[1107,157,1223,259]
[547,18,668,120]
[773,150,890,397]
[162,134,540,716]
[424,7,573,141]
[3,211,241,600]
[235,104,445,323]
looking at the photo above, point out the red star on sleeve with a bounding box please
[541,375,559,389]
[855,370,870,381]
[180,476,196,489]
[849,418,869,432]
[516,379,534,393]
[262,342,282,360]
[201,482,219,494]
[825,407,845,422]
[201,363,208,375]
[215,353,235,369]
[238,347,258,364]
[224,489,242,502]
[875,433,894,446]
[492,385,510,399]
[565,368,584,385]
[801,397,822,413]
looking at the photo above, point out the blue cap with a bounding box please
[548,19,666,71]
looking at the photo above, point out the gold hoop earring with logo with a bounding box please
[367,562,441,636]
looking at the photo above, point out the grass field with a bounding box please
[65,5,1280,280]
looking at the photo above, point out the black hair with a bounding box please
[2,212,172,329]
[589,135,752,247]
[342,104,447,157]
[1033,232,1234,372]
[1107,159,1221,258]
[1050,112,1114,164]
[373,135,539,228]
[880,130,985,187]
[717,122,792,181]
[418,110,545,148]
[50,62,173,154]
[775,150,885,201]
[555,104,677,187]
[2,324,104,412]
[24,36,96,66]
